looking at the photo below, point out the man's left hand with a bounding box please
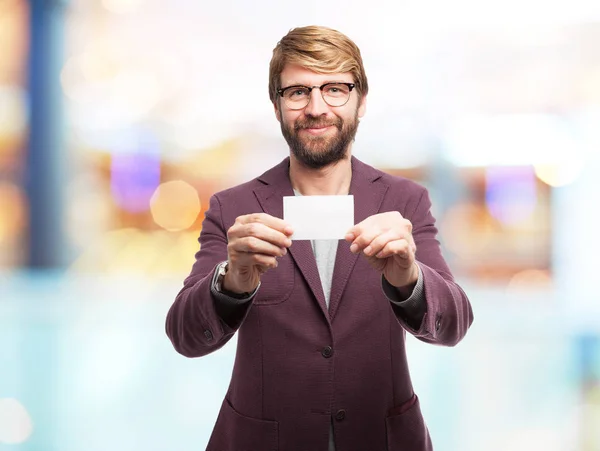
[345,212,419,289]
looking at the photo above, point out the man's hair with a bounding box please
[268,25,369,104]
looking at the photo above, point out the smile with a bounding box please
[301,125,334,135]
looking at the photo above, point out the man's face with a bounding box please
[274,64,367,169]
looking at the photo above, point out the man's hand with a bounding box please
[345,212,419,289]
[224,213,293,294]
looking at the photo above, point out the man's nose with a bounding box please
[303,88,329,116]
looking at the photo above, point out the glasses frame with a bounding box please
[276,82,356,110]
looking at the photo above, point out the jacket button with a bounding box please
[335,409,346,421]
[321,346,333,358]
[204,330,213,341]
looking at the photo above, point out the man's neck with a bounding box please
[289,154,352,196]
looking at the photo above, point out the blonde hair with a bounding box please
[268,25,369,103]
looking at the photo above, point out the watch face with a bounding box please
[216,262,228,291]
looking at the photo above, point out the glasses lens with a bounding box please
[322,83,351,107]
[283,86,310,109]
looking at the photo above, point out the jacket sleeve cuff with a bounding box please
[382,264,427,330]
[209,263,259,328]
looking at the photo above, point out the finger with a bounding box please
[351,222,415,254]
[230,222,292,249]
[345,219,368,242]
[345,228,358,242]
[248,253,279,270]
[230,236,287,257]
[245,222,292,249]
[349,228,382,253]
[362,229,404,257]
[347,212,406,238]
[229,249,279,269]
[238,213,294,236]
[375,239,414,261]
[231,255,278,276]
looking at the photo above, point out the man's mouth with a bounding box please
[302,126,332,134]
[298,123,335,134]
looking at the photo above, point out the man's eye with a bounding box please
[290,89,307,97]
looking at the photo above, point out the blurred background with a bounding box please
[1,0,600,450]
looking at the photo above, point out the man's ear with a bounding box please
[273,101,282,123]
[357,94,367,118]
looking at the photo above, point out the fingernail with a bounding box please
[350,244,358,253]
[364,246,372,255]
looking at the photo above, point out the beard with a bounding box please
[280,110,360,170]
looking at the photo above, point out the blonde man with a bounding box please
[166,25,473,451]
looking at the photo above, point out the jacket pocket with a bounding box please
[385,394,433,451]
[252,254,295,305]
[206,398,278,451]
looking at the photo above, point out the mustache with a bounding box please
[294,117,342,131]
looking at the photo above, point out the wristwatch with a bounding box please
[214,261,254,299]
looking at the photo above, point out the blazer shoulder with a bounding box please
[374,168,428,200]
[212,178,263,203]
[353,157,427,198]
[354,159,430,217]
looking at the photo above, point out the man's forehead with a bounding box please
[280,64,354,86]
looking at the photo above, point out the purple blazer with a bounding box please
[166,156,473,451]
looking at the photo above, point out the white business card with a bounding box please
[283,195,354,240]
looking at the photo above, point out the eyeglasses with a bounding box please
[277,82,355,110]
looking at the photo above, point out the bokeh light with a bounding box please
[440,202,495,257]
[485,166,537,226]
[0,181,26,246]
[0,0,28,84]
[506,269,553,292]
[69,228,200,274]
[534,161,585,187]
[110,137,161,213]
[0,85,27,139]
[0,398,33,444]
[150,181,201,232]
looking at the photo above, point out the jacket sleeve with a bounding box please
[165,194,254,358]
[391,186,474,347]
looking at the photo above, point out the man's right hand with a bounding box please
[224,213,294,294]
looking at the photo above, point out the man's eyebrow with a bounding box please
[282,80,348,87]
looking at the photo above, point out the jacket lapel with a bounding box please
[253,159,330,321]
[328,157,388,321]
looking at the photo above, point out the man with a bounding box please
[166,25,473,451]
